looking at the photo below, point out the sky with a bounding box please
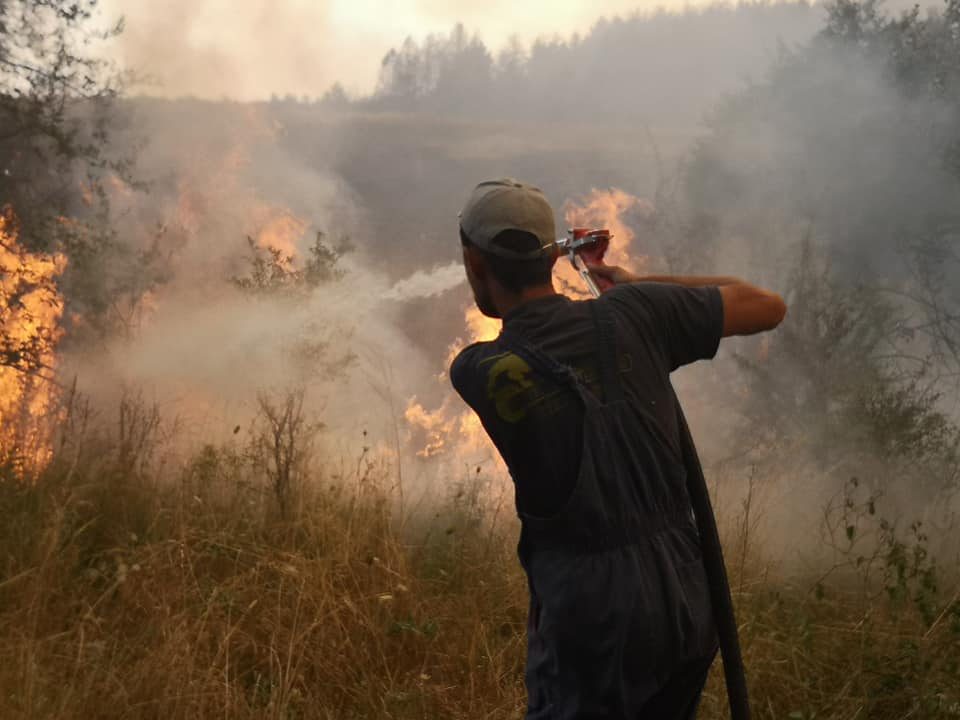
[102,0,724,100]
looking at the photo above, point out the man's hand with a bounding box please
[586,264,639,287]
[586,264,787,337]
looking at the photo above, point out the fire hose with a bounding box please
[677,403,751,720]
[560,228,752,720]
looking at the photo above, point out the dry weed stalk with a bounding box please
[0,399,957,719]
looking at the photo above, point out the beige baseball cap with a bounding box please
[458,178,557,260]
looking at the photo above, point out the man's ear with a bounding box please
[463,244,487,281]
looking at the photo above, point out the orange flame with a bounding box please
[417,302,501,461]
[0,211,67,476]
[171,110,310,266]
[403,399,449,458]
[251,208,308,259]
[554,188,653,298]
[404,395,491,460]
[562,187,650,268]
[557,188,651,296]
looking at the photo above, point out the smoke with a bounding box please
[104,0,826,100]
[60,104,440,461]
[106,1,341,99]
[44,0,960,567]
[655,14,960,562]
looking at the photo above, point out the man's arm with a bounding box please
[715,281,787,337]
[588,265,787,337]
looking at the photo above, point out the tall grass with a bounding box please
[0,398,957,719]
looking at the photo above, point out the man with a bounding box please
[450,179,786,720]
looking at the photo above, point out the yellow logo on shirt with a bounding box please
[485,353,535,423]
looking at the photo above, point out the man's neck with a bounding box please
[494,284,558,319]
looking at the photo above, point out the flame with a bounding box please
[162,105,303,266]
[465,305,500,342]
[410,299,502,461]
[558,187,651,295]
[171,121,310,265]
[69,113,317,442]
[419,303,501,461]
[404,395,492,460]
[403,399,448,458]
[0,210,67,475]
[405,397,459,458]
[251,208,308,259]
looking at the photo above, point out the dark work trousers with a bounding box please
[500,301,719,720]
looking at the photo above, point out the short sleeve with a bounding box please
[609,282,724,371]
[449,342,485,408]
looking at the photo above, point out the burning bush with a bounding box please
[0,209,67,477]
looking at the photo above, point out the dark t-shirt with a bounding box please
[450,282,724,518]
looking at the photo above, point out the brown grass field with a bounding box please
[1,402,958,720]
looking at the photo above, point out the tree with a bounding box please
[661,0,960,515]
[730,239,956,483]
[231,230,356,387]
[0,2,136,475]
[367,3,822,122]
[0,0,127,252]
[1,1,142,358]
[376,37,426,107]
[231,231,349,297]
[373,25,493,114]
[320,82,350,109]
[429,24,493,113]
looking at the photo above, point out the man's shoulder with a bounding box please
[601,281,660,319]
[451,339,500,369]
[604,280,719,317]
[604,279,662,304]
[450,340,503,391]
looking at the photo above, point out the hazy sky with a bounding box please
[103,0,724,100]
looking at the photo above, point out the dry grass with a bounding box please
[0,415,958,719]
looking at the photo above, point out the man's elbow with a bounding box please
[720,283,788,336]
[764,292,787,330]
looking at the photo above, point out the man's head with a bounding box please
[458,178,559,318]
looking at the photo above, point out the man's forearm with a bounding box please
[641,273,788,336]
[587,264,786,336]
[586,264,744,289]
[635,274,742,288]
